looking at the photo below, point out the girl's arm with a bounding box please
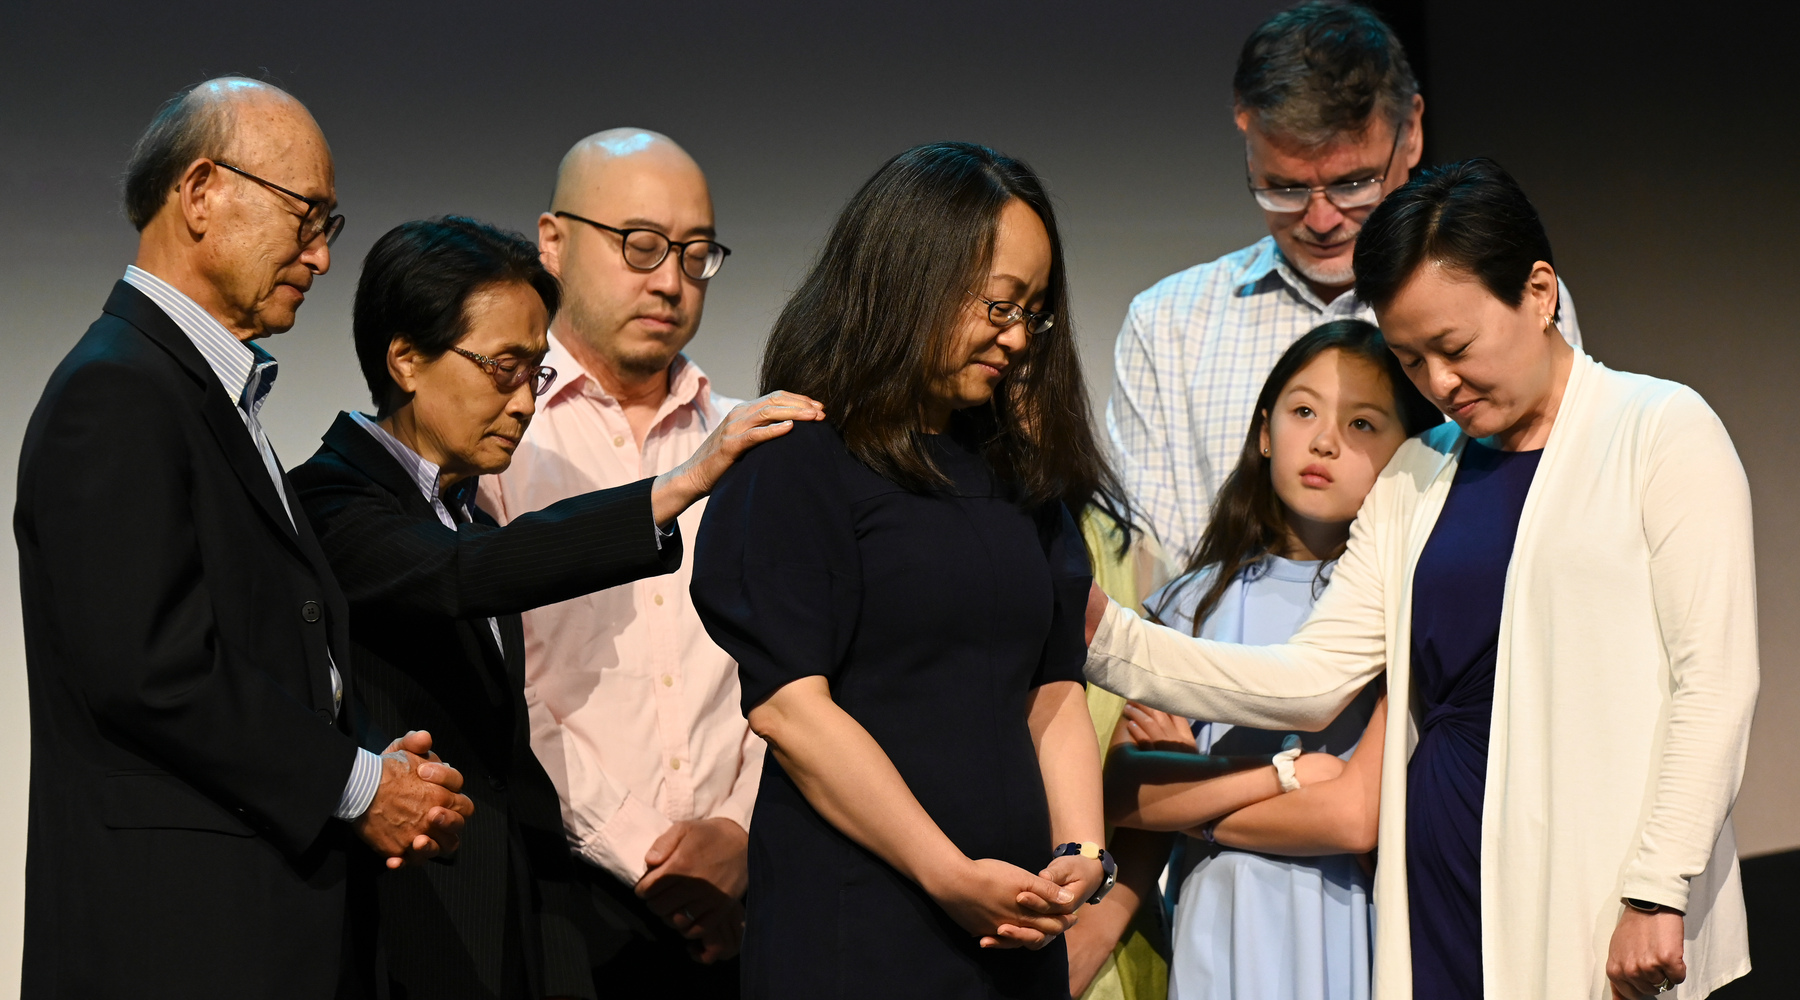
[1104,702,1345,831]
[749,676,1078,949]
[1207,693,1386,856]
[1026,680,1110,906]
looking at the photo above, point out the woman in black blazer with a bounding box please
[290,216,820,1000]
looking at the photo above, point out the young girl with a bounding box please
[1102,319,1441,1000]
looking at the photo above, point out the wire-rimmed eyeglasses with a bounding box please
[553,211,731,281]
[968,291,1056,335]
[450,347,558,397]
[1245,125,1405,214]
[213,161,345,247]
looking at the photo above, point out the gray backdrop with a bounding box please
[3,1,1794,989]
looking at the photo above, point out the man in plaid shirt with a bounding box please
[1107,2,1580,562]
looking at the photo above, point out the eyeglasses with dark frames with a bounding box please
[213,161,346,247]
[552,211,731,281]
[1245,124,1405,214]
[450,347,558,397]
[967,291,1056,336]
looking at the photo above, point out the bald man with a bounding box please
[479,129,753,996]
[16,78,471,998]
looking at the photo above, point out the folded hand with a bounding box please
[927,857,1079,951]
[354,730,475,869]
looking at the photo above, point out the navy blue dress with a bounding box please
[691,421,1092,999]
[1405,441,1541,999]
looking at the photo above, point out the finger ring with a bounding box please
[1655,979,1672,994]
[680,908,695,923]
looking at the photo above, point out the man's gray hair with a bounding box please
[1233,2,1419,148]
[121,77,270,231]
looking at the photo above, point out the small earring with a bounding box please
[1262,447,1270,457]
[1542,315,1552,330]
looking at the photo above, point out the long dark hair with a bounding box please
[1166,319,1439,632]
[760,141,1129,526]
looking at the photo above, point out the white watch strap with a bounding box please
[1273,745,1303,793]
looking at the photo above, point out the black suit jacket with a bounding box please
[15,282,364,998]
[289,412,682,1000]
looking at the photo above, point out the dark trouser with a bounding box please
[577,860,740,999]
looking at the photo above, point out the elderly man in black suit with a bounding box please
[15,78,473,998]
[287,215,822,999]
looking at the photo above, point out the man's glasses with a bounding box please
[968,291,1056,335]
[1245,125,1405,214]
[214,161,345,247]
[450,347,558,396]
[553,211,731,281]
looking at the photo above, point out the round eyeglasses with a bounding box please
[450,347,558,396]
[553,211,731,280]
[968,291,1055,335]
[213,161,345,247]
[1245,125,1404,214]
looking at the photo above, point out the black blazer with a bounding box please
[15,282,364,998]
[289,412,681,1000]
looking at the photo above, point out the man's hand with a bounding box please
[636,818,750,963]
[1607,906,1686,999]
[353,730,475,869]
[1121,702,1197,753]
[651,390,825,525]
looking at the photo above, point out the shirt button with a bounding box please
[301,601,322,623]
[670,758,681,770]
[662,674,674,687]
[653,594,664,606]
[613,435,625,447]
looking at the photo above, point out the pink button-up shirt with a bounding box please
[477,337,763,884]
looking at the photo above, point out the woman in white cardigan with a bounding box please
[1084,158,1756,1000]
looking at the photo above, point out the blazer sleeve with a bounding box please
[18,360,356,855]
[292,464,680,618]
[1085,460,1393,730]
[1618,387,1760,910]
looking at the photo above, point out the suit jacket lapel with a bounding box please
[103,282,302,548]
[323,414,512,672]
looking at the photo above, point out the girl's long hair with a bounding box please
[1169,319,1439,632]
[759,142,1130,531]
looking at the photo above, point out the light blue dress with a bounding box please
[1145,556,1378,1000]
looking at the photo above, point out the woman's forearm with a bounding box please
[746,676,966,894]
[1029,681,1107,848]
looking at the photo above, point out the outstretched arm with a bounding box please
[1207,693,1386,856]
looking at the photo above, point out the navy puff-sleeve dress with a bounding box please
[691,420,1093,1000]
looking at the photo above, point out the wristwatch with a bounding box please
[1051,842,1117,904]
[1623,897,1665,914]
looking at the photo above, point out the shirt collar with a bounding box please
[543,332,717,424]
[123,265,276,414]
[1228,236,1365,315]
[347,411,466,509]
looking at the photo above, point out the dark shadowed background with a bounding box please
[3,1,1794,992]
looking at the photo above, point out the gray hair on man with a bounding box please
[1233,1,1419,148]
[121,77,299,230]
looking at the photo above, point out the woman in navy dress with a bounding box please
[692,143,1121,999]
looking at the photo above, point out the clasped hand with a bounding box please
[353,730,475,869]
[928,855,1104,951]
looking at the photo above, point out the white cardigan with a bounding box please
[1088,350,1757,998]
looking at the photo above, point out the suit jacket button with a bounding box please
[301,601,322,622]
[488,776,508,793]
[315,708,332,723]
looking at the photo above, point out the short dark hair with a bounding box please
[122,77,262,230]
[1234,2,1419,146]
[1166,318,1441,630]
[759,141,1126,521]
[353,216,561,413]
[1352,157,1557,318]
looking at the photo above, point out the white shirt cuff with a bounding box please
[654,521,674,550]
[335,747,383,821]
